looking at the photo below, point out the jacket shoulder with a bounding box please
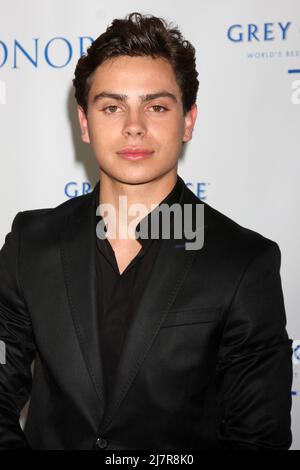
[12,189,95,239]
[183,182,279,252]
[201,199,281,274]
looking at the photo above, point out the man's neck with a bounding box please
[98,170,178,242]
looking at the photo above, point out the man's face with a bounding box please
[78,55,197,185]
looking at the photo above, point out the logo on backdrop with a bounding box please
[227,22,292,43]
[293,341,300,366]
[64,181,92,198]
[0,36,93,68]
[226,21,300,103]
[64,181,210,201]
[226,21,299,61]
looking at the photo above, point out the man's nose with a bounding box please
[122,110,146,137]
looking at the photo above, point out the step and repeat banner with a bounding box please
[0,0,299,449]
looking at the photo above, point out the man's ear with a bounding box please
[182,103,198,143]
[77,105,90,144]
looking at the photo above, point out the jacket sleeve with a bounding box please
[216,240,293,450]
[0,212,36,449]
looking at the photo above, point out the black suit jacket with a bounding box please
[0,178,293,450]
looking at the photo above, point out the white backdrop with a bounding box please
[0,0,299,449]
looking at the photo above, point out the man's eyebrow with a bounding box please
[92,91,178,104]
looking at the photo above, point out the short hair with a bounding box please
[73,12,199,115]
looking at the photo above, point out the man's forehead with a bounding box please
[88,57,182,102]
[101,55,171,67]
[90,56,177,83]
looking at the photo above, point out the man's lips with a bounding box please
[117,149,154,159]
[117,149,154,155]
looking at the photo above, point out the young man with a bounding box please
[0,12,293,450]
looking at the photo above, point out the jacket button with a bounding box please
[96,437,108,449]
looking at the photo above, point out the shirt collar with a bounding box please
[135,174,184,250]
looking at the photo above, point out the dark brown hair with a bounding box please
[73,12,199,115]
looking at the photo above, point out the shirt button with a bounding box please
[96,437,109,449]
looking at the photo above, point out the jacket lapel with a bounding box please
[60,184,106,412]
[98,239,198,433]
[60,178,205,432]
[98,179,204,433]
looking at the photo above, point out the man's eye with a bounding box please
[102,105,119,114]
[101,105,168,114]
[150,105,168,112]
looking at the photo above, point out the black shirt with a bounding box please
[95,175,184,401]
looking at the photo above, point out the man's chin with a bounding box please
[101,170,163,186]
